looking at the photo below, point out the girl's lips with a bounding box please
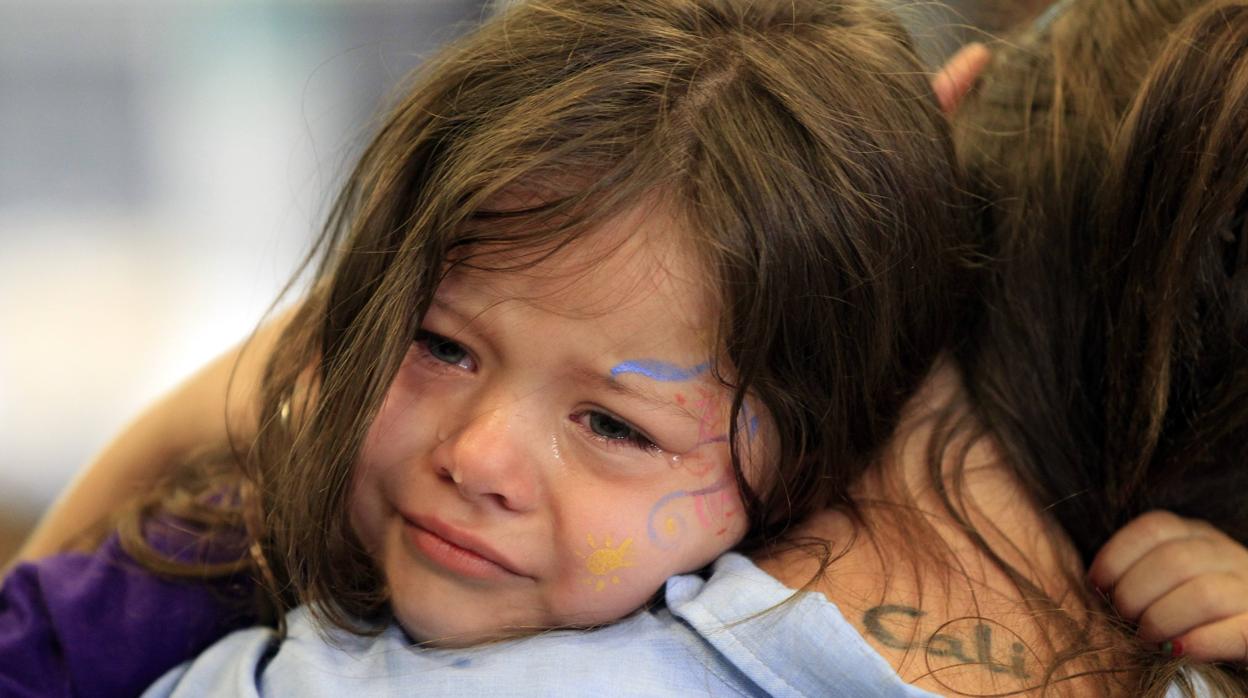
[401,514,530,579]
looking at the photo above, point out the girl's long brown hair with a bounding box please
[954,0,1248,694]
[120,0,976,637]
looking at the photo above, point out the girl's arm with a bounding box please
[12,306,293,563]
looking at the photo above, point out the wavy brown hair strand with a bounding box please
[955,0,1248,693]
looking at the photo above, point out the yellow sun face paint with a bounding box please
[580,534,635,592]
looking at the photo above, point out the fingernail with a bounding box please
[1159,640,1184,658]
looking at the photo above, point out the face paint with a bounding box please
[352,200,766,645]
[644,473,736,549]
[609,359,709,382]
[580,534,635,592]
[605,357,751,548]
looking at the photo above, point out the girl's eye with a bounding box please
[416,331,475,371]
[590,412,633,440]
[581,411,660,454]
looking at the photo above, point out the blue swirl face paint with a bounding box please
[609,359,709,382]
[644,474,735,549]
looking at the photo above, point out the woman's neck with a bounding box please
[755,362,1131,696]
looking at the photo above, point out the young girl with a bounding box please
[4,0,1248,696]
[214,0,980,646]
[9,1,978,691]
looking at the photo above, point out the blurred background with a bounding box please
[0,0,1046,563]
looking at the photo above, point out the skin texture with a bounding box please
[348,201,768,645]
[756,364,1106,696]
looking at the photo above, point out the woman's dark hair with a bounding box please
[954,0,1248,693]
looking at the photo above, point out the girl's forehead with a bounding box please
[442,201,715,331]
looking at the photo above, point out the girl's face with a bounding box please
[349,202,771,645]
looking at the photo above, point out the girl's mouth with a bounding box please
[401,514,529,580]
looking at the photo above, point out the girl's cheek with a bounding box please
[363,370,448,464]
[638,459,746,557]
[571,528,648,599]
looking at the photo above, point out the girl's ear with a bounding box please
[932,43,991,114]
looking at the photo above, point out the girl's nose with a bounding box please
[433,399,541,513]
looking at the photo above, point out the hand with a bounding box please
[1089,510,1248,663]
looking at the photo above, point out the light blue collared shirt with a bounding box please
[144,552,1207,697]
[144,553,940,697]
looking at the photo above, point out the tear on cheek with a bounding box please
[668,448,719,477]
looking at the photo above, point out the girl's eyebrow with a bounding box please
[428,295,490,333]
[429,295,467,318]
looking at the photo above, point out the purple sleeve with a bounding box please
[0,533,257,698]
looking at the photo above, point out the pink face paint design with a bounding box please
[693,494,712,528]
[678,447,720,477]
[607,359,735,475]
[644,473,735,549]
[693,483,740,536]
[692,387,723,446]
[610,358,748,546]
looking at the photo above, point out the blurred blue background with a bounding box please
[0,0,490,553]
[0,0,1037,558]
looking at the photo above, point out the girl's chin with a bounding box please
[391,611,507,648]
[389,596,643,647]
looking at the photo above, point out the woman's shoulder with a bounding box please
[758,365,1107,695]
[666,552,943,697]
[754,469,1117,697]
[759,532,1052,696]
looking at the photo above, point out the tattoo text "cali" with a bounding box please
[863,604,1031,680]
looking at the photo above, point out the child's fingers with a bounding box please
[1168,613,1248,664]
[1109,535,1244,622]
[1134,572,1248,643]
[932,42,991,114]
[1088,510,1204,592]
